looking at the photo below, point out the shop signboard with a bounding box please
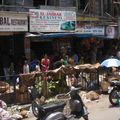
[76,25,104,35]
[0,12,28,32]
[29,9,76,32]
[106,26,115,38]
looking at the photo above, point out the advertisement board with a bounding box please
[76,25,105,35]
[29,9,76,32]
[106,26,115,38]
[0,12,28,32]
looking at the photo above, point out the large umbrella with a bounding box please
[101,58,120,67]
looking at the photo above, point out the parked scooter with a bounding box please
[31,86,89,120]
[108,80,120,106]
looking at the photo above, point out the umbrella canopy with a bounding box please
[101,58,120,67]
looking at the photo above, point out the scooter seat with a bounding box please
[43,101,66,113]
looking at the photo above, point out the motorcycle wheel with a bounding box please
[109,88,119,106]
[32,101,41,118]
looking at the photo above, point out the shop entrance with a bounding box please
[31,41,53,60]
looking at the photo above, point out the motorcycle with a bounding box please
[108,80,120,106]
[31,86,89,120]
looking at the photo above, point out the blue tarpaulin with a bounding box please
[26,32,93,39]
[96,35,114,40]
[40,33,93,39]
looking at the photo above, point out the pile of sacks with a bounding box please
[80,91,100,103]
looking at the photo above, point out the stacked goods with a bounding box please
[16,85,30,103]
[16,73,36,103]
[75,63,100,70]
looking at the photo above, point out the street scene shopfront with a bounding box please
[27,9,77,63]
[27,10,120,66]
[75,16,119,64]
[0,7,119,108]
[1,1,120,120]
[0,12,28,76]
[28,10,95,63]
[0,9,118,79]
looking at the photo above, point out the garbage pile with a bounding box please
[80,91,100,103]
[0,99,11,120]
[0,99,31,120]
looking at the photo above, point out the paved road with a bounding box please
[25,95,120,120]
[86,95,120,120]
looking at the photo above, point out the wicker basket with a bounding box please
[16,91,30,103]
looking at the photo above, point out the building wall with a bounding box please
[3,0,33,6]
[95,0,101,16]
[103,0,114,16]
[0,0,115,17]
[16,0,33,6]
[4,0,16,5]
[59,0,76,7]
[43,0,77,7]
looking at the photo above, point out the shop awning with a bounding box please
[96,35,115,40]
[26,32,93,39]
